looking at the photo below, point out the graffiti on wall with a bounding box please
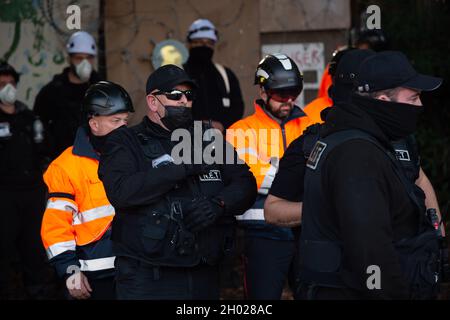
[0,0,99,108]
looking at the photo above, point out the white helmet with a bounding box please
[66,31,97,55]
[187,19,218,42]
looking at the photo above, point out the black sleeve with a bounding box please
[33,84,57,157]
[326,141,409,299]
[224,67,244,128]
[24,109,53,171]
[269,135,306,202]
[218,141,257,216]
[33,85,53,129]
[98,128,187,209]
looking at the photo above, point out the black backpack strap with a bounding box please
[302,123,322,160]
[342,130,424,219]
[316,129,424,215]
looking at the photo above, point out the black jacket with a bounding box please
[98,117,256,264]
[301,97,422,299]
[183,59,244,129]
[34,67,102,159]
[0,101,50,189]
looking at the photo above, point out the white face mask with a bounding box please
[0,83,17,105]
[75,59,92,82]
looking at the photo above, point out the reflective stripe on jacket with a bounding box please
[41,127,115,277]
[226,100,313,227]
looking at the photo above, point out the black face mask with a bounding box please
[354,95,424,141]
[160,106,193,131]
[189,46,214,64]
[89,131,109,153]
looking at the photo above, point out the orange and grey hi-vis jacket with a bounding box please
[226,99,313,240]
[41,126,115,279]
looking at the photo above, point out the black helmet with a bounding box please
[0,61,20,83]
[328,46,357,78]
[254,54,303,93]
[356,29,388,52]
[83,81,134,118]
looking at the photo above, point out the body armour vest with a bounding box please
[299,129,440,299]
[111,122,235,267]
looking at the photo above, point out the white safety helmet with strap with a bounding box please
[187,19,218,42]
[66,31,97,56]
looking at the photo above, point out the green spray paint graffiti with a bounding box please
[0,0,38,62]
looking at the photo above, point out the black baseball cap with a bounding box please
[146,64,197,95]
[356,51,442,93]
[333,49,375,85]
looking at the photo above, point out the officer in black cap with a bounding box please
[265,49,376,228]
[297,51,443,299]
[98,64,256,299]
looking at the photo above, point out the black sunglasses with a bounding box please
[266,88,301,103]
[153,89,195,101]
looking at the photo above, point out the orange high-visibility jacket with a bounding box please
[41,127,115,278]
[226,100,313,225]
[317,64,332,100]
[303,96,333,124]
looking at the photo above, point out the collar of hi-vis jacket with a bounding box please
[254,99,307,126]
[72,126,99,160]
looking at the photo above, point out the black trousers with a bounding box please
[0,184,55,299]
[115,256,220,300]
[243,235,298,299]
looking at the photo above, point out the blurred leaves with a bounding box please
[356,0,450,218]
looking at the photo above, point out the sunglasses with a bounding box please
[266,88,301,103]
[153,89,195,101]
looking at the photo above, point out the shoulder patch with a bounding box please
[394,149,411,161]
[306,141,327,170]
[199,169,222,182]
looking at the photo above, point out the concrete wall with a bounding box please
[0,1,99,108]
[105,0,350,124]
[104,0,260,124]
[1,0,350,119]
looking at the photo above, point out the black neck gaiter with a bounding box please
[352,94,424,141]
[89,131,109,153]
[188,46,214,65]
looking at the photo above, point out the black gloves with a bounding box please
[183,196,225,233]
[184,163,212,176]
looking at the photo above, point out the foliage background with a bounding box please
[354,0,450,225]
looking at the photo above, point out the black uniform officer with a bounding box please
[268,49,424,217]
[269,49,378,209]
[298,51,443,299]
[98,64,257,300]
[0,62,53,299]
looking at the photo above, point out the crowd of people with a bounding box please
[0,18,446,300]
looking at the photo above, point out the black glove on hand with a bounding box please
[183,196,225,233]
[184,163,211,176]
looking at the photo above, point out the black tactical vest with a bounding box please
[391,135,420,183]
[112,123,235,267]
[299,129,440,299]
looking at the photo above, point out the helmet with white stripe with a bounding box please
[254,54,303,92]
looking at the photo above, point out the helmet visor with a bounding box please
[266,87,301,103]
